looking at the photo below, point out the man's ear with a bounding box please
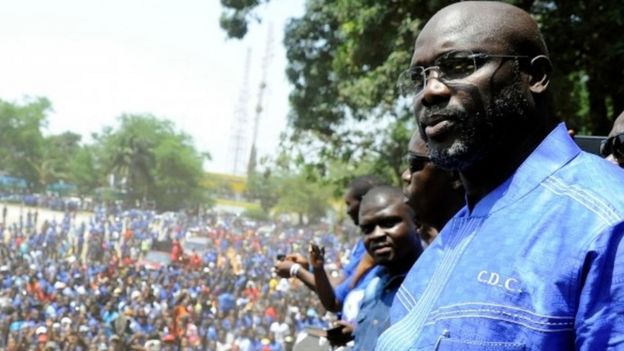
[528,55,551,94]
[451,171,463,191]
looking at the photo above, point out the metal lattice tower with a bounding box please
[247,25,274,176]
[229,48,252,175]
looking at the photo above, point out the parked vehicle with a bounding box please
[136,250,172,270]
[181,236,210,256]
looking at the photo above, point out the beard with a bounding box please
[426,80,534,171]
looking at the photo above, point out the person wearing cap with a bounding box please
[59,317,72,336]
[35,325,49,348]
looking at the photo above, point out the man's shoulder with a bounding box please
[552,150,624,213]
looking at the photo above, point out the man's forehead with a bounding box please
[412,5,513,64]
[609,112,624,137]
[360,199,405,221]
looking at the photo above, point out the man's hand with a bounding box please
[286,253,309,267]
[309,243,325,270]
[273,259,296,278]
[326,320,354,347]
[333,320,354,335]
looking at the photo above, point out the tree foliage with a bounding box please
[0,97,48,189]
[245,153,335,224]
[96,114,209,210]
[0,98,210,211]
[68,145,101,195]
[221,0,624,182]
[245,170,279,213]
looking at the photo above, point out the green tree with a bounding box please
[245,169,279,213]
[272,173,331,224]
[68,145,102,195]
[37,131,83,189]
[533,0,624,133]
[0,97,49,190]
[96,114,208,210]
[221,0,624,175]
[153,135,209,210]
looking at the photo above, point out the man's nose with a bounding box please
[401,168,411,184]
[420,71,450,107]
[370,225,386,238]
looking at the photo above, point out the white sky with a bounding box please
[0,0,305,175]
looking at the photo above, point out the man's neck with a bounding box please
[460,123,554,211]
[388,245,421,276]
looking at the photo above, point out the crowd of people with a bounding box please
[2,2,624,351]
[0,204,364,350]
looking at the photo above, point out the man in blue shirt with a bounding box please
[401,130,464,245]
[377,2,624,350]
[273,175,386,314]
[348,186,422,350]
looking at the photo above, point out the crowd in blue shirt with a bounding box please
[0,202,359,350]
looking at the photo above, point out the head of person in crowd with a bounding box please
[359,186,422,273]
[344,175,387,225]
[400,1,557,203]
[601,110,624,167]
[402,129,464,242]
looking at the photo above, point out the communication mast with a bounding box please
[230,48,251,175]
[247,25,273,176]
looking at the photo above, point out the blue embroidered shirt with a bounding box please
[375,124,624,351]
[353,267,405,351]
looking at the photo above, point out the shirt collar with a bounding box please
[377,266,406,288]
[468,123,581,217]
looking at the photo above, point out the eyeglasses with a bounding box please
[599,133,624,159]
[405,153,431,173]
[397,50,530,96]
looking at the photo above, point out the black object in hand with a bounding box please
[325,325,353,347]
[276,254,286,261]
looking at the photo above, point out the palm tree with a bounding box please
[110,134,155,205]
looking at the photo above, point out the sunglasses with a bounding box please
[405,153,431,173]
[599,133,624,159]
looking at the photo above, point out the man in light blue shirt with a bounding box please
[351,186,422,350]
[378,1,624,350]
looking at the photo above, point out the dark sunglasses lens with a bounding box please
[407,155,430,173]
[614,134,624,157]
[600,138,611,157]
[601,134,624,158]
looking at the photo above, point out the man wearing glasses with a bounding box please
[401,130,464,245]
[376,2,624,350]
[601,111,624,168]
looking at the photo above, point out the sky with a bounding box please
[0,0,305,175]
